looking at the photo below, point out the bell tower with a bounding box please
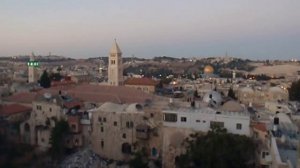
[108,39,123,86]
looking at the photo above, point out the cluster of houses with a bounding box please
[0,41,299,168]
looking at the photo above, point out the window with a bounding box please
[101,140,104,148]
[236,123,242,130]
[210,121,224,129]
[121,143,132,154]
[122,133,126,139]
[75,139,79,145]
[181,117,187,122]
[130,122,134,128]
[71,124,76,131]
[41,138,44,142]
[49,108,52,112]
[36,105,42,110]
[101,127,104,132]
[164,113,177,122]
[114,121,117,126]
[111,60,116,64]
[98,117,102,122]
[103,117,106,122]
[196,120,200,123]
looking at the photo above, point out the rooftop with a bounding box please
[4,83,154,104]
[124,77,159,86]
[0,103,32,117]
[252,122,268,132]
[163,107,249,117]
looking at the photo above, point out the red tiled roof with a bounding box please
[0,104,32,116]
[124,77,159,86]
[66,84,154,103]
[253,122,267,132]
[5,83,154,104]
[3,92,38,104]
[63,101,83,109]
[51,80,75,87]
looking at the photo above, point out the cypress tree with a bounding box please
[39,70,51,88]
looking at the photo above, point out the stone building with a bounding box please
[19,92,84,150]
[162,107,251,168]
[108,40,124,86]
[237,86,289,107]
[91,102,162,162]
[124,77,159,94]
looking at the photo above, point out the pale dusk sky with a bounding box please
[0,0,299,59]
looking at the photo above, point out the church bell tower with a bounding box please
[108,39,123,86]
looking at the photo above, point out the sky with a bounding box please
[0,0,299,60]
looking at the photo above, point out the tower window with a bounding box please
[236,123,242,130]
[101,140,104,148]
[114,121,117,126]
[111,60,116,64]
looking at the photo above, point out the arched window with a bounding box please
[24,123,30,132]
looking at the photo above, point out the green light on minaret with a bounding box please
[27,61,39,67]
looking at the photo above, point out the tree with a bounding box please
[129,149,149,168]
[39,70,51,88]
[288,79,300,102]
[49,119,69,161]
[176,128,255,168]
[228,87,236,100]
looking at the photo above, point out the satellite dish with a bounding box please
[44,93,52,99]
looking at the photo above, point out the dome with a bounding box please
[203,91,222,106]
[240,87,254,93]
[204,65,214,74]
[269,87,285,93]
[220,101,244,112]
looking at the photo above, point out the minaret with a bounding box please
[108,39,123,86]
[28,52,38,83]
[232,69,236,80]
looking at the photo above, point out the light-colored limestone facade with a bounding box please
[20,94,64,150]
[162,107,251,168]
[108,40,124,86]
[237,86,289,107]
[91,102,162,162]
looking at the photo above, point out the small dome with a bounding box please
[220,101,244,112]
[269,87,285,93]
[203,91,222,106]
[204,65,214,74]
[240,87,254,93]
